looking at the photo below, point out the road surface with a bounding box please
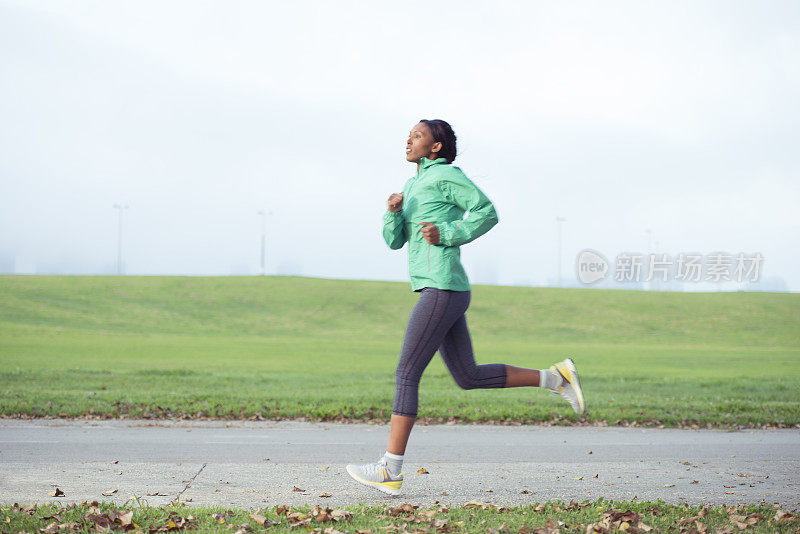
[1,419,798,509]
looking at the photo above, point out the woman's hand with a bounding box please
[418,222,440,245]
[387,193,404,213]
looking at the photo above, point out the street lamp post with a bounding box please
[257,210,273,276]
[113,204,129,275]
[556,216,566,287]
[645,229,653,291]
[257,210,266,276]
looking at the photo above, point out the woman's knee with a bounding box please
[395,367,421,387]
[452,370,479,390]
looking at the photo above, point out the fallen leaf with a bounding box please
[48,488,65,497]
[417,467,429,474]
[773,510,794,522]
[690,480,699,484]
[249,513,267,525]
[664,484,675,488]
[101,489,118,496]
[587,451,593,454]
[573,476,584,480]
[110,510,133,527]
[521,490,531,494]
[321,466,330,471]
[387,503,419,516]
[292,486,305,492]
[110,460,119,464]
[464,501,494,510]
[330,509,353,522]
[319,493,332,498]
[145,492,168,496]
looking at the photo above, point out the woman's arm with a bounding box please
[435,170,498,247]
[382,193,408,250]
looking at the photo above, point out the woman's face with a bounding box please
[406,122,442,163]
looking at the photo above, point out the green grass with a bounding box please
[0,275,798,427]
[2,500,798,533]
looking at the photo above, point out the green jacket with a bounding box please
[382,157,499,292]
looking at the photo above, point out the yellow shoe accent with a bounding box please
[555,363,574,387]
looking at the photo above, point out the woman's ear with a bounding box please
[431,141,442,155]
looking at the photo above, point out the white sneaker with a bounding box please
[549,358,585,415]
[345,457,403,496]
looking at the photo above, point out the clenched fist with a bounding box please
[387,192,404,213]
[418,222,440,245]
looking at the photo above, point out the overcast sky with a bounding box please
[1,1,798,291]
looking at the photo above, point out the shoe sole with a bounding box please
[557,358,585,414]
[346,466,402,496]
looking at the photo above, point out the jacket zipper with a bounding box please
[427,244,430,272]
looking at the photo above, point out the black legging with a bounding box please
[392,287,508,417]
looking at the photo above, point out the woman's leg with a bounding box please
[437,311,509,390]
[438,306,586,412]
[387,414,415,455]
[388,288,470,454]
[505,366,542,387]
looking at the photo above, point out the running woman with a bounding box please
[345,119,585,496]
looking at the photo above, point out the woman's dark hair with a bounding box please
[419,119,457,164]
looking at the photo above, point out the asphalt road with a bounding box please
[1,419,798,509]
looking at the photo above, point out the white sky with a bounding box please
[1,1,798,290]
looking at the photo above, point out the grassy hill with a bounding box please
[1,275,798,426]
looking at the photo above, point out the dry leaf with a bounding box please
[319,492,332,498]
[249,513,267,525]
[48,488,64,497]
[330,509,353,522]
[110,460,119,464]
[464,501,494,510]
[292,486,305,492]
[321,466,330,471]
[773,510,794,522]
[417,467,429,474]
[690,480,699,484]
[101,489,118,496]
[573,476,584,480]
